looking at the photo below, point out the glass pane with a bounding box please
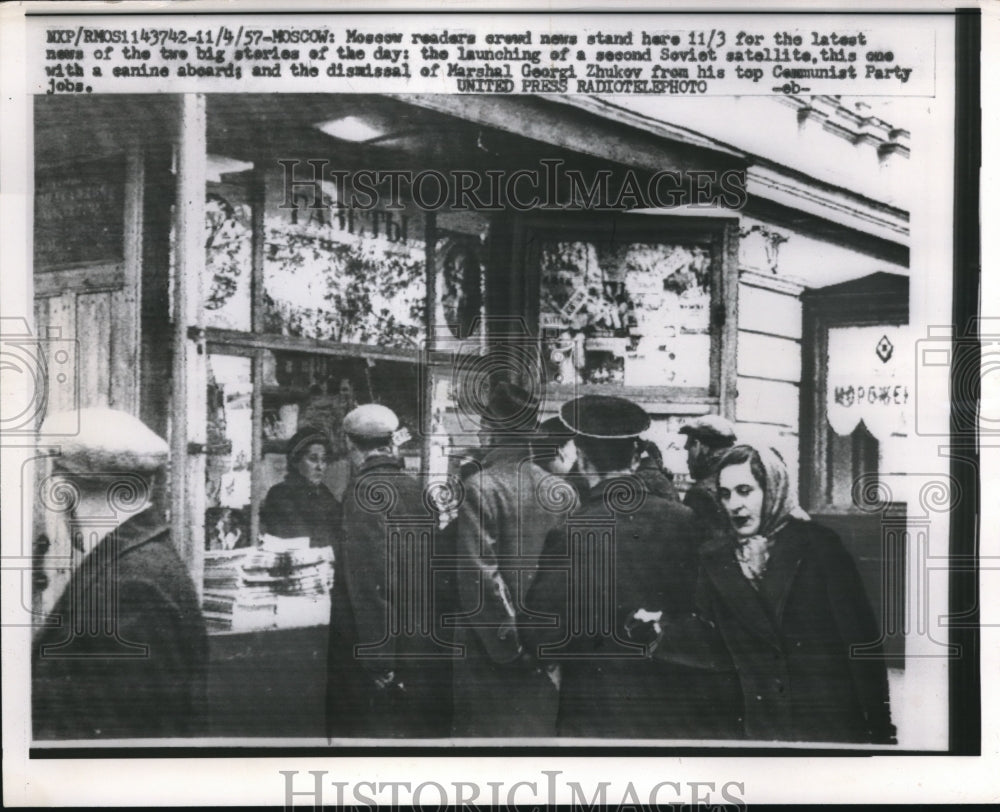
[426,363,478,477]
[826,421,879,508]
[205,353,253,549]
[261,169,427,347]
[433,230,486,348]
[261,351,425,496]
[204,155,253,331]
[35,157,124,269]
[539,241,712,388]
[205,352,337,634]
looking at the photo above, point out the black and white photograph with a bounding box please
[0,0,994,807]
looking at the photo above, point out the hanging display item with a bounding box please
[539,240,712,388]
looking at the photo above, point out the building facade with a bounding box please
[31,91,915,738]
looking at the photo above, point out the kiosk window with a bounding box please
[204,158,253,332]
[539,240,713,389]
[260,169,427,348]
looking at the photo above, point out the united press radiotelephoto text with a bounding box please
[40,21,925,96]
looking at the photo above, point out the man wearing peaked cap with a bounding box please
[32,408,207,740]
[327,403,450,738]
[451,379,560,738]
[679,414,737,534]
[554,395,649,493]
[558,393,650,438]
[523,395,726,738]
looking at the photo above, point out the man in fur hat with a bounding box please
[451,381,563,737]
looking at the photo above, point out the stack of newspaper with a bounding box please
[202,537,334,633]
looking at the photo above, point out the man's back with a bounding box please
[522,479,708,738]
[684,480,729,537]
[329,454,451,738]
[33,511,208,740]
[451,445,568,737]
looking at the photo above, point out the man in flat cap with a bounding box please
[451,381,562,737]
[32,408,207,740]
[522,396,718,738]
[679,414,737,535]
[327,404,450,738]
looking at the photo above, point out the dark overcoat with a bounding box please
[656,518,895,743]
[32,510,208,740]
[327,454,452,738]
[683,481,729,537]
[521,477,735,739]
[634,463,680,502]
[450,446,566,737]
[261,470,342,548]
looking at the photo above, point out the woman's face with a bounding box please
[295,443,329,485]
[717,460,764,537]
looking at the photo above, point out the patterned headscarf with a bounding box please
[717,443,810,586]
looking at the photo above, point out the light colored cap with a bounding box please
[679,414,737,445]
[342,403,399,439]
[40,408,168,473]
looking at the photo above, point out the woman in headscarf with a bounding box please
[261,426,341,548]
[637,443,896,744]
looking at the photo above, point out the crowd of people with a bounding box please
[32,386,895,744]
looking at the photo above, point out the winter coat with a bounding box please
[522,477,733,739]
[450,446,568,737]
[655,518,895,743]
[327,454,452,738]
[261,470,341,549]
[32,509,208,740]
